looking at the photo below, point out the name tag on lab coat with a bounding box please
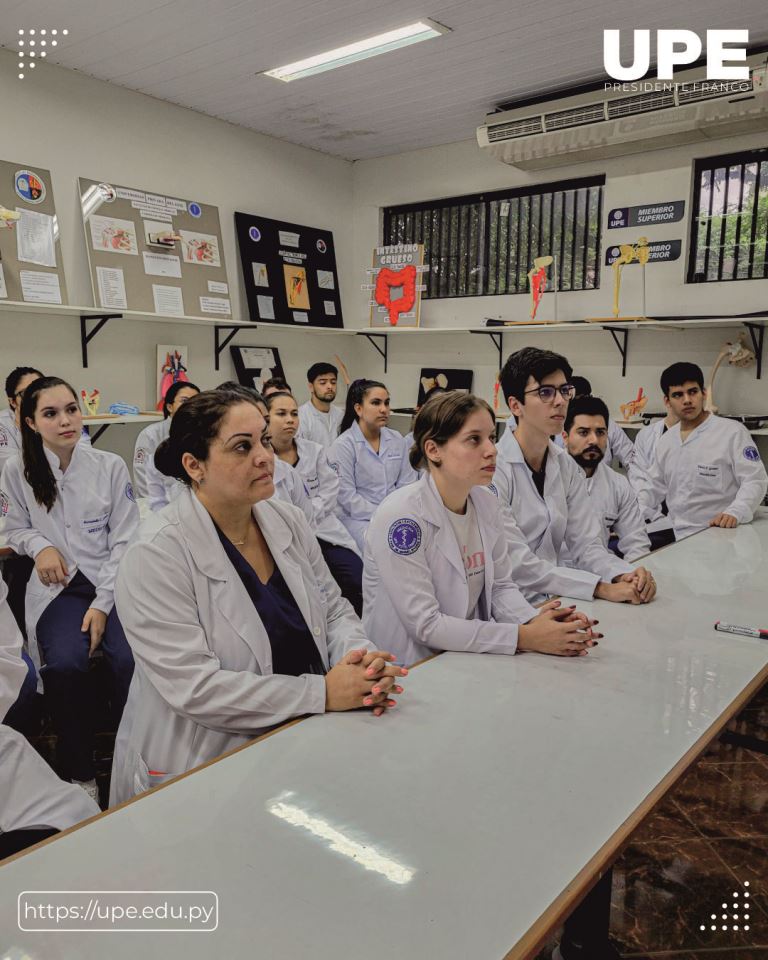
[81,513,109,533]
[696,463,721,481]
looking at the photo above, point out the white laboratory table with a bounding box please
[83,413,163,445]
[1,522,767,959]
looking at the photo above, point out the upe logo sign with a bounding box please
[603,29,749,82]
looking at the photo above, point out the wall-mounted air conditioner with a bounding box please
[477,57,768,169]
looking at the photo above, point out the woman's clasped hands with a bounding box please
[325,648,407,717]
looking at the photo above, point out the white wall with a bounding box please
[351,133,768,444]
[2,45,767,462]
[0,49,363,465]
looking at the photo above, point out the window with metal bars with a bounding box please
[688,148,768,283]
[382,176,604,299]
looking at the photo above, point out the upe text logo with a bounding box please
[603,30,749,82]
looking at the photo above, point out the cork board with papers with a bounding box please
[0,159,68,305]
[79,178,232,320]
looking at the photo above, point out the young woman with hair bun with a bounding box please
[110,388,406,804]
[363,391,601,667]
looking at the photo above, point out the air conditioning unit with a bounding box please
[477,58,768,170]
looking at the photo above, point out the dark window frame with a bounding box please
[687,147,768,284]
[382,175,605,300]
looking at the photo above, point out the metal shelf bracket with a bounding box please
[80,314,122,368]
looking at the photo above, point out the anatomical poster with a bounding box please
[234,212,343,328]
[367,243,426,328]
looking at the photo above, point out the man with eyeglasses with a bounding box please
[491,347,656,605]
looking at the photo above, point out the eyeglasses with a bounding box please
[524,384,576,403]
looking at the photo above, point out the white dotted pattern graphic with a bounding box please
[16,28,68,78]
[698,882,753,936]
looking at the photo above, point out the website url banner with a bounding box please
[18,891,218,932]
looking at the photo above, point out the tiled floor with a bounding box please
[535,683,768,959]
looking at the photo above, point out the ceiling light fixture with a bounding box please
[262,19,449,82]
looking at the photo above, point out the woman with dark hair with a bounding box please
[363,391,601,666]
[1,367,44,478]
[266,390,364,616]
[110,389,405,804]
[0,366,47,721]
[1,376,139,801]
[133,380,200,503]
[328,379,417,552]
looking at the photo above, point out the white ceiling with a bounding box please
[2,0,768,161]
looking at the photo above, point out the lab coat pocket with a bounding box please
[696,463,723,488]
[80,511,110,535]
[134,753,180,795]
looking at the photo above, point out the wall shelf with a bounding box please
[2,300,765,380]
[0,301,354,370]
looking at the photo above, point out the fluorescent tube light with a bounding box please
[262,20,449,82]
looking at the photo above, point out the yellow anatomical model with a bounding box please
[612,237,648,317]
[0,206,21,228]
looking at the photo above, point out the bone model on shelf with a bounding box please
[527,255,554,319]
[81,388,101,416]
[612,237,649,318]
[0,206,21,228]
[705,333,755,414]
[620,387,648,422]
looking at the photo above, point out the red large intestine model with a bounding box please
[375,265,417,326]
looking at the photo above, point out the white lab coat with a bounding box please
[0,580,99,836]
[133,418,169,499]
[638,414,768,539]
[0,409,90,479]
[363,474,539,666]
[272,457,314,525]
[297,401,343,447]
[627,419,674,532]
[0,725,100,835]
[292,438,360,554]
[0,577,26,717]
[496,418,517,459]
[110,487,370,805]
[492,432,633,602]
[329,422,418,552]
[561,460,650,563]
[1,443,139,670]
[0,409,19,479]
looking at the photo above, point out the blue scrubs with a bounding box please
[215,528,326,677]
[36,571,134,782]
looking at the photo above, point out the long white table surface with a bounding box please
[1,521,767,959]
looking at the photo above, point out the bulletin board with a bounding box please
[234,212,343,328]
[78,178,232,320]
[0,160,68,305]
